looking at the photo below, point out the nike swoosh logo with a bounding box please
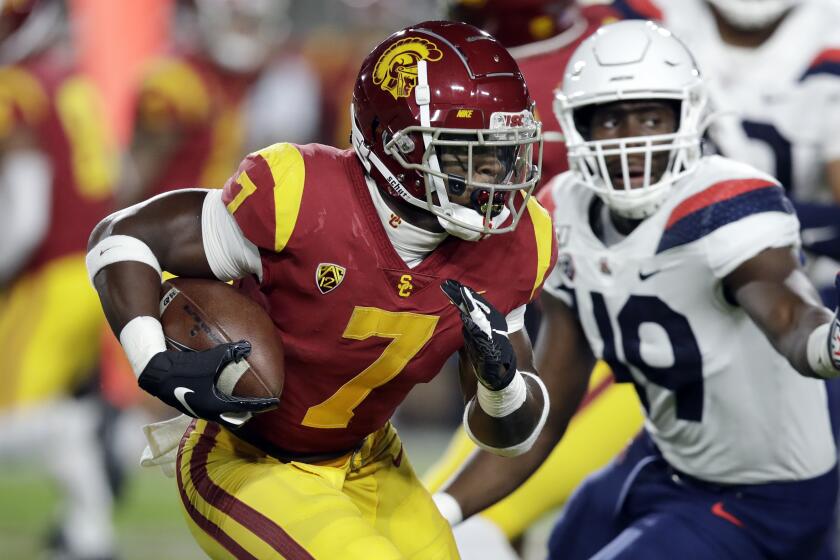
[638,269,661,281]
[99,246,115,256]
[173,387,199,417]
[711,501,744,528]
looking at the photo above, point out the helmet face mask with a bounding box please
[554,20,708,220]
[351,21,543,240]
[385,112,542,234]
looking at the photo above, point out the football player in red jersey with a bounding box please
[87,21,560,558]
[425,3,643,557]
[119,0,320,208]
[0,1,118,558]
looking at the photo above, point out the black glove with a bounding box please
[441,279,517,391]
[138,341,278,428]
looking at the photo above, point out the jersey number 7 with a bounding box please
[302,307,439,429]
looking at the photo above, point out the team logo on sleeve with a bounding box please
[373,37,443,100]
[316,263,346,294]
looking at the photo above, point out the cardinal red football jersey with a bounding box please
[134,52,256,194]
[0,51,115,274]
[221,142,556,454]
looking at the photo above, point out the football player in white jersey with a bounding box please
[538,20,840,559]
[613,0,840,298]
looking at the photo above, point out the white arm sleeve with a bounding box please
[0,150,51,284]
[201,189,263,282]
[504,304,526,334]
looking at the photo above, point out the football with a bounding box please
[159,278,284,399]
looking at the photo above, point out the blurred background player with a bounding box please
[422,2,644,559]
[118,0,320,208]
[0,0,119,558]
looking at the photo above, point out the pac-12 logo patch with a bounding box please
[373,37,443,100]
[316,263,346,294]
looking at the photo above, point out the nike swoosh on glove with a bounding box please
[138,341,278,429]
[441,279,517,391]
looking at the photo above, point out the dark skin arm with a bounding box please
[726,245,833,376]
[89,189,214,335]
[443,292,595,519]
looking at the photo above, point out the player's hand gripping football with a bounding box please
[441,279,517,391]
[138,341,279,428]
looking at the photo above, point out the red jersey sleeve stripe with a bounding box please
[180,422,316,560]
[665,178,776,229]
[611,0,664,21]
[810,49,840,68]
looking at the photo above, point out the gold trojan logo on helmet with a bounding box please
[373,37,443,100]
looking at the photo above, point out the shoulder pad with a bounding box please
[222,143,306,252]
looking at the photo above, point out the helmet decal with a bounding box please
[373,37,443,100]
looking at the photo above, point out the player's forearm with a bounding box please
[462,372,548,454]
[442,414,563,520]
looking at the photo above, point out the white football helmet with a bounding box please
[193,0,289,74]
[706,0,801,30]
[554,20,708,219]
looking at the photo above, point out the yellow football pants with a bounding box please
[0,254,105,409]
[424,361,644,539]
[178,420,460,559]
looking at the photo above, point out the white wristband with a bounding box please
[463,371,550,457]
[86,235,162,285]
[119,316,167,378]
[476,370,527,418]
[432,492,464,526]
[807,322,840,379]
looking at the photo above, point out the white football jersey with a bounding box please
[541,156,836,484]
[652,0,840,202]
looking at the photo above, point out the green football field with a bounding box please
[0,426,554,559]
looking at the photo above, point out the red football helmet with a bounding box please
[445,0,576,49]
[351,20,542,239]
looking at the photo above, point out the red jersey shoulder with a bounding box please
[135,54,212,132]
[0,64,49,140]
[460,195,557,311]
[222,142,356,252]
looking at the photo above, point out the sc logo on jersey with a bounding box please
[316,263,346,294]
[397,274,413,297]
[373,37,443,100]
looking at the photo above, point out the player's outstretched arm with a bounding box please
[436,289,595,522]
[726,245,839,378]
[87,190,277,425]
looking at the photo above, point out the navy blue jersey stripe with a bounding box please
[657,186,794,253]
[800,61,840,81]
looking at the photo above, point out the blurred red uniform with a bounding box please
[512,4,621,188]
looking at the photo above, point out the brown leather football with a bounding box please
[159,278,284,398]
